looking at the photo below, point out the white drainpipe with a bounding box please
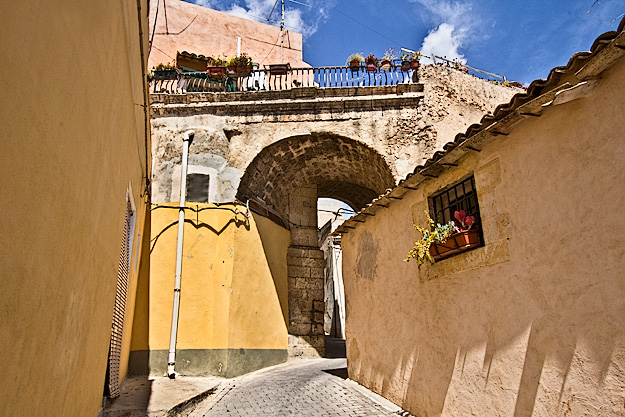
[167,129,194,378]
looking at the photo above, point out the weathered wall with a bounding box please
[341,57,625,416]
[150,65,519,212]
[0,1,150,416]
[129,204,290,377]
[149,0,307,69]
[148,65,519,360]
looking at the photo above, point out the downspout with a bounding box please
[167,129,194,378]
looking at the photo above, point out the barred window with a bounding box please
[429,175,483,260]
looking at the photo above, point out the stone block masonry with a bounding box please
[287,186,326,356]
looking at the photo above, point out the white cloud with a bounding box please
[218,0,322,37]
[420,23,466,63]
[410,0,477,63]
[415,0,467,26]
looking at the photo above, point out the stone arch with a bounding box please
[236,133,395,356]
[236,132,395,218]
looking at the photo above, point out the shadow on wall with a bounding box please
[254,213,290,329]
[149,208,250,254]
[128,209,152,375]
[346,263,623,416]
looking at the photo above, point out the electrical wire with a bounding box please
[226,10,300,31]
[330,5,403,47]
[258,32,281,64]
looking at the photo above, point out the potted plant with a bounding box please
[429,210,479,260]
[380,48,397,71]
[365,54,378,72]
[405,210,479,265]
[400,51,421,71]
[226,54,253,75]
[152,63,179,79]
[268,62,291,75]
[346,52,365,72]
[207,56,227,76]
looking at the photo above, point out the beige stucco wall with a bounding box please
[341,57,625,416]
[129,204,290,376]
[0,1,150,416]
[149,0,307,70]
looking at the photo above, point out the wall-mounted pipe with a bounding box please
[167,129,194,379]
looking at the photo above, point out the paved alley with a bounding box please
[190,358,407,417]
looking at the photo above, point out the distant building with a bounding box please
[148,0,309,70]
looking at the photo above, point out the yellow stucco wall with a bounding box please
[0,1,150,416]
[341,57,625,416]
[130,203,289,375]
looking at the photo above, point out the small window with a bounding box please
[428,175,483,260]
[186,173,210,203]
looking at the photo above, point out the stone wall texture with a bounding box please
[150,63,520,216]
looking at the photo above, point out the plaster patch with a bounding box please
[356,231,378,281]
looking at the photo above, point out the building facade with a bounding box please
[336,21,625,417]
[0,1,151,416]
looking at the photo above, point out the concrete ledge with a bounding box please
[150,84,424,105]
[129,349,288,378]
[151,93,424,117]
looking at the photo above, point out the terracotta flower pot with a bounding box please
[410,60,419,70]
[207,66,226,76]
[429,229,480,260]
[349,59,361,71]
[366,62,377,72]
[269,64,291,75]
[236,65,252,75]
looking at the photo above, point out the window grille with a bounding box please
[429,175,483,259]
[105,201,133,398]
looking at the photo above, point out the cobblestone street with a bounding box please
[190,358,405,417]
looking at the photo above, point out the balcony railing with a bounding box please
[149,64,420,94]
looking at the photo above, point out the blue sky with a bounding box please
[186,0,623,84]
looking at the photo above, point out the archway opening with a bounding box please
[317,198,352,347]
[237,133,394,356]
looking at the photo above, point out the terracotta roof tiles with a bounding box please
[335,17,625,235]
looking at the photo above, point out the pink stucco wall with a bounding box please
[148,0,308,70]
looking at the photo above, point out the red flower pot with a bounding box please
[269,64,291,75]
[349,59,361,71]
[208,66,226,76]
[366,63,377,72]
[410,60,419,70]
[429,229,480,260]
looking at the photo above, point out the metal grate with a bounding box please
[430,176,480,226]
[105,201,132,398]
[428,175,484,258]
